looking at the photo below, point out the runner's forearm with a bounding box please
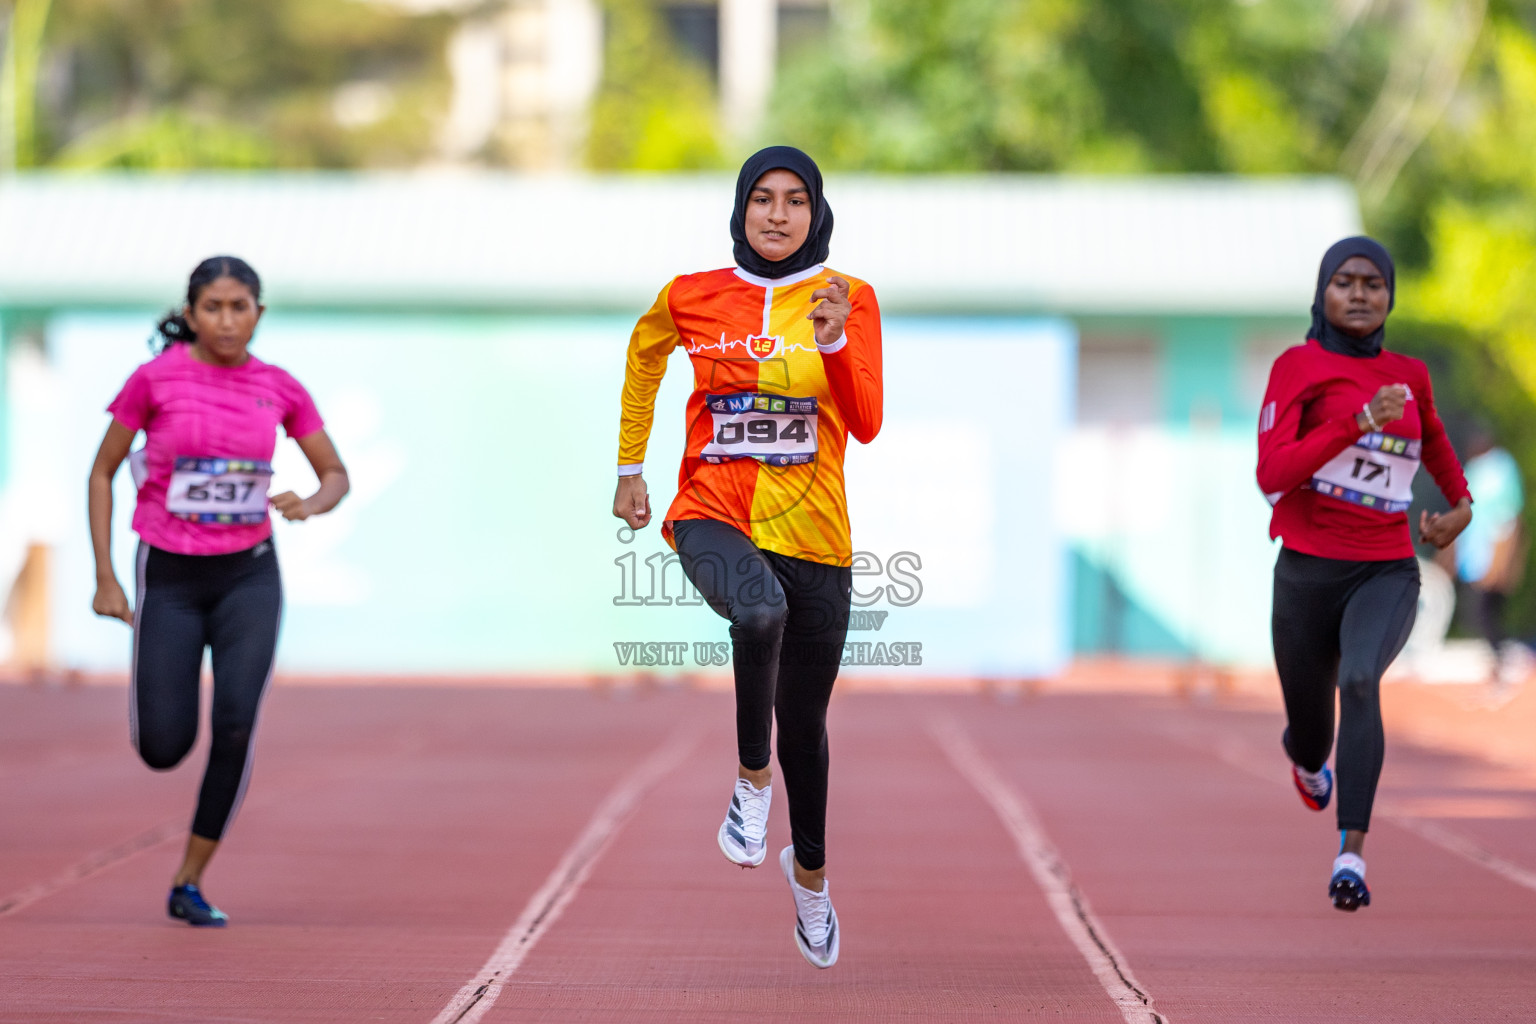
[304,468,350,517]
[88,469,118,581]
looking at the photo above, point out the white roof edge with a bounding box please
[0,172,1361,315]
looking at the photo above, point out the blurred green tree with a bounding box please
[768,0,1398,176]
[2,0,453,170]
[773,0,1536,636]
[1394,10,1536,629]
[585,0,727,170]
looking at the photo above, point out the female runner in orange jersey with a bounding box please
[613,146,882,968]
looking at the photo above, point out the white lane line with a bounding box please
[1386,815,1536,893]
[1173,727,1536,896]
[930,717,1169,1024]
[0,817,184,918]
[430,725,702,1024]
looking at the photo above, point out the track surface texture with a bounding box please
[2,682,1534,1022]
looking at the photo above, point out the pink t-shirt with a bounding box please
[107,344,325,556]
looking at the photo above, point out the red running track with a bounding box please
[2,682,1535,1022]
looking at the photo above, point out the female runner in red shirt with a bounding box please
[1257,236,1471,911]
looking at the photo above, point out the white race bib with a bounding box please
[700,393,818,467]
[165,457,273,524]
[1311,433,1421,513]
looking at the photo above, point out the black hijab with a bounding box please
[730,146,834,280]
[1309,235,1395,358]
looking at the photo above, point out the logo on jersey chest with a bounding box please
[747,334,781,361]
[684,331,798,361]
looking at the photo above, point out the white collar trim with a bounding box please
[733,264,825,288]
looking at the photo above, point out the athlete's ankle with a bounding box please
[738,765,772,790]
[1339,829,1366,856]
[793,864,826,892]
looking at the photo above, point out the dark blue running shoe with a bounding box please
[168,884,228,927]
[1329,855,1371,912]
[1292,763,1333,811]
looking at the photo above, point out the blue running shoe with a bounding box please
[1292,763,1332,811]
[168,884,228,927]
[1329,853,1370,912]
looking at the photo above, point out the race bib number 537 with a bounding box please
[700,393,818,467]
[166,457,274,524]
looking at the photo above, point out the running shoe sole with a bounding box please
[718,818,767,867]
[780,846,838,969]
[1329,869,1371,912]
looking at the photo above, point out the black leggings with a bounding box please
[1271,548,1419,833]
[672,519,851,872]
[132,540,283,841]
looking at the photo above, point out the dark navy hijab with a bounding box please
[1310,236,1396,358]
[730,146,833,280]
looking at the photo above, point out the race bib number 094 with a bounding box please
[165,457,274,524]
[700,393,818,467]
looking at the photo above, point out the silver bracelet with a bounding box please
[1361,403,1380,431]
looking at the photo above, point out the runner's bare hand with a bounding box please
[614,474,651,530]
[1366,384,1408,428]
[808,276,852,349]
[92,577,133,625]
[1420,498,1472,549]
[271,491,312,521]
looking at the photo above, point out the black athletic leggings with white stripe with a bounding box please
[672,519,851,872]
[133,539,282,841]
[1271,548,1419,833]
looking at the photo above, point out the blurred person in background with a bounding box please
[1455,423,1527,687]
[1256,237,1471,913]
[88,257,349,927]
[1393,470,1459,675]
[612,146,882,969]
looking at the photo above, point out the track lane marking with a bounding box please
[1173,727,1536,896]
[429,725,702,1024]
[0,817,184,918]
[930,717,1169,1024]
[1385,815,1536,892]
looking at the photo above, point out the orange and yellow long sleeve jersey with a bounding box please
[618,265,883,566]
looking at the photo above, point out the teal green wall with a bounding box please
[1071,550,1190,656]
[0,313,8,491]
[1161,317,1245,428]
[41,309,1076,677]
[1067,314,1278,663]
[5,297,1281,668]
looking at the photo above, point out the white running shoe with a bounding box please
[717,778,771,867]
[779,845,839,969]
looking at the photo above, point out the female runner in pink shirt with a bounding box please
[87,256,350,926]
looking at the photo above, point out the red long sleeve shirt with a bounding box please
[1256,339,1470,561]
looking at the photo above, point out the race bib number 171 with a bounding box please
[1310,432,1421,514]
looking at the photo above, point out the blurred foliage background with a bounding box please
[0,0,454,169]
[6,0,1536,630]
[586,0,724,169]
